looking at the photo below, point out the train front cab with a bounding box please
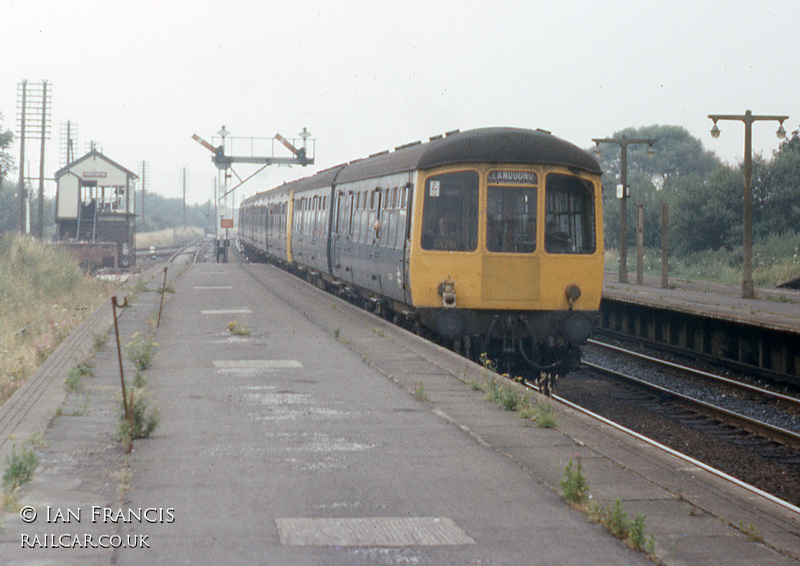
[408,163,603,369]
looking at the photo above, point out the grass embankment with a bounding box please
[135,226,205,250]
[0,234,112,406]
[606,232,800,287]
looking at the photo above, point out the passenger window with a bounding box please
[487,183,537,253]
[545,173,596,254]
[421,171,478,251]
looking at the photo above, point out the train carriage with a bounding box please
[240,127,603,383]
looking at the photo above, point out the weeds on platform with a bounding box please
[132,278,151,294]
[117,382,160,451]
[737,521,764,543]
[2,439,41,510]
[561,458,590,505]
[519,400,558,428]
[414,381,429,402]
[125,332,158,371]
[560,460,657,555]
[477,363,558,427]
[92,326,111,350]
[118,332,160,452]
[64,359,94,392]
[227,319,251,336]
[591,500,656,553]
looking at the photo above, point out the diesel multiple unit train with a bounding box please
[239,127,604,384]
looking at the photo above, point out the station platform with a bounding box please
[1,261,799,565]
[603,271,800,333]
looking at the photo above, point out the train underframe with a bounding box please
[241,241,593,394]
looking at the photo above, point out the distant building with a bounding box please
[54,150,138,268]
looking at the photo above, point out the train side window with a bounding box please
[353,193,362,242]
[372,189,382,243]
[487,185,537,253]
[318,198,328,237]
[398,185,410,248]
[421,171,479,251]
[346,193,354,237]
[544,173,596,254]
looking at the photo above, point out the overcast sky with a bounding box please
[1,0,798,205]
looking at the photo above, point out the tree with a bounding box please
[668,166,742,256]
[0,113,14,185]
[593,125,722,250]
[133,190,215,233]
[0,181,17,233]
[756,128,800,236]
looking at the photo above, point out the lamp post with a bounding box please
[708,110,788,299]
[592,135,656,283]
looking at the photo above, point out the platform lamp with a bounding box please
[708,110,789,299]
[592,135,657,284]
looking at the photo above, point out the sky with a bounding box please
[1,0,798,207]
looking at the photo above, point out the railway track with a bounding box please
[584,340,800,450]
[555,340,800,505]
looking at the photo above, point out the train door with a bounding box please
[402,179,414,305]
[332,191,352,279]
[263,203,275,256]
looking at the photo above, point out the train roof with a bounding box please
[338,127,601,183]
[241,127,600,205]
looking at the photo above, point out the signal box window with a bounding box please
[421,171,478,251]
[487,174,537,253]
[544,173,596,254]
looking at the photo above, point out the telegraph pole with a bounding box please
[60,120,78,166]
[36,80,49,239]
[592,135,656,283]
[16,80,52,237]
[16,81,27,234]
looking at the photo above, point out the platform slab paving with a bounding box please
[107,262,656,565]
[0,260,797,564]
[602,271,800,332]
[0,268,174,565]
[235,262,800,565]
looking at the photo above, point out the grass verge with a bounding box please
[0,235,112,407]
